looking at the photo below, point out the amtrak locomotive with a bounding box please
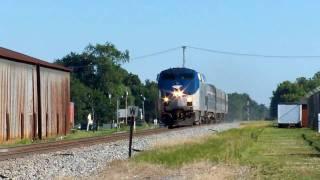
[157,67,228,127]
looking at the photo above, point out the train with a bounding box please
[157,67,228,127]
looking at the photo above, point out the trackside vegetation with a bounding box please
[270,72,320,118]
[134,121,320,179]
[227,93,269,121]
[55,43,159,125]
[54,42,269,125]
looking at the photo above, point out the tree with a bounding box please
[270,81,305,118]
[70,77,92,123]
[143,80,159,122]
[269,71,320,118]
[55,42,159,125]
[228,93,269,121]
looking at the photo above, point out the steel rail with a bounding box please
[0,127,172,161]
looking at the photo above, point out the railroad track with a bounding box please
[0,127,172,161]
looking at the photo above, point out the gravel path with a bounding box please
[0,122,239,179]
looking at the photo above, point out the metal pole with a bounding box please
[182,46,186,68]
[142,100,145,122]
[247,100,250,121]
[36,65,42,139]
[108,93,112,127]
[116,98,119,129]
[92,106,95,132]
[128,116,134,158]
[125,90,128,125]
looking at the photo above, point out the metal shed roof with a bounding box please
[0,47,71,72]
[305,85,320,98]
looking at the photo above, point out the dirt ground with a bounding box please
[89,161,250,180]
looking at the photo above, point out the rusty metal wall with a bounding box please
[68,102,74,128]
[0,58,38,142]
[301,104,308,128]
[40,67,70,138]
[0,58,70,142]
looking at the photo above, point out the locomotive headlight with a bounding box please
[163,97,169,102]
[173,89,184,97]
[187,96,192,102]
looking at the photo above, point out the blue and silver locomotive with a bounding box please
[157,67,228,127]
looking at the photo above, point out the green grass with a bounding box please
[64,123,154,140]
[63,127,127,140]
[134,121,320,179]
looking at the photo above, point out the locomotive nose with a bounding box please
[172,85,184,98]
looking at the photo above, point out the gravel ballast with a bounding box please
[0,122,239,179]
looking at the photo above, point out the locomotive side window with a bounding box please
[198,73,202,81]
[202,74,207,82]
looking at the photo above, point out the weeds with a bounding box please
[135,121,320,179]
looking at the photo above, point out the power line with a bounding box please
[131,47,181,60]
[67,64,96,69]
[187,46,320,58]
[66,45,320,70]
[66,47,181,69]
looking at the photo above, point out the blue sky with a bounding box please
[1,1,320,106]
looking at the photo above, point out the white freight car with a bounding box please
[277,104,302,128]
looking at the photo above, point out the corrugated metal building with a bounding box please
[307,92,320,131]
[0,47,71,142]
[303,86,320,130]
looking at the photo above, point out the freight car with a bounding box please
[157,67,228,127]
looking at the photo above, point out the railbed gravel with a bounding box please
[0,122,239,179]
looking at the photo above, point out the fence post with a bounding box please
[21,113,24,139]
[57,114,59,135]
[6,113,10,141]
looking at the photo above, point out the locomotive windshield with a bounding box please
[158,68,200,95]
[161,73,175,80]
[180,73,194,80]
[160,73,194,80]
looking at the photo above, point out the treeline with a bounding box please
[54,42,270,124]
[227,93,269,121]
[55,43,159,125]
[270,72,320,118]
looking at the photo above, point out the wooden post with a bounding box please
[6,113,10,141]
[57,114,59,135]
[21,113,24,139]
[46,113,48,137]
[128,116,134,158]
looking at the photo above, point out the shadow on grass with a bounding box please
[264,153,320,158]
[302,133,320,152]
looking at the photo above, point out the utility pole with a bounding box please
[141,95,146,122]
[108,93,112,128]
[125,89,128,125]
[108,93,112,104]
[142,99,145,122]
[182,46,186,67]
[116,98,119,129]
[92,106,95,131]
[247,100,250,121]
